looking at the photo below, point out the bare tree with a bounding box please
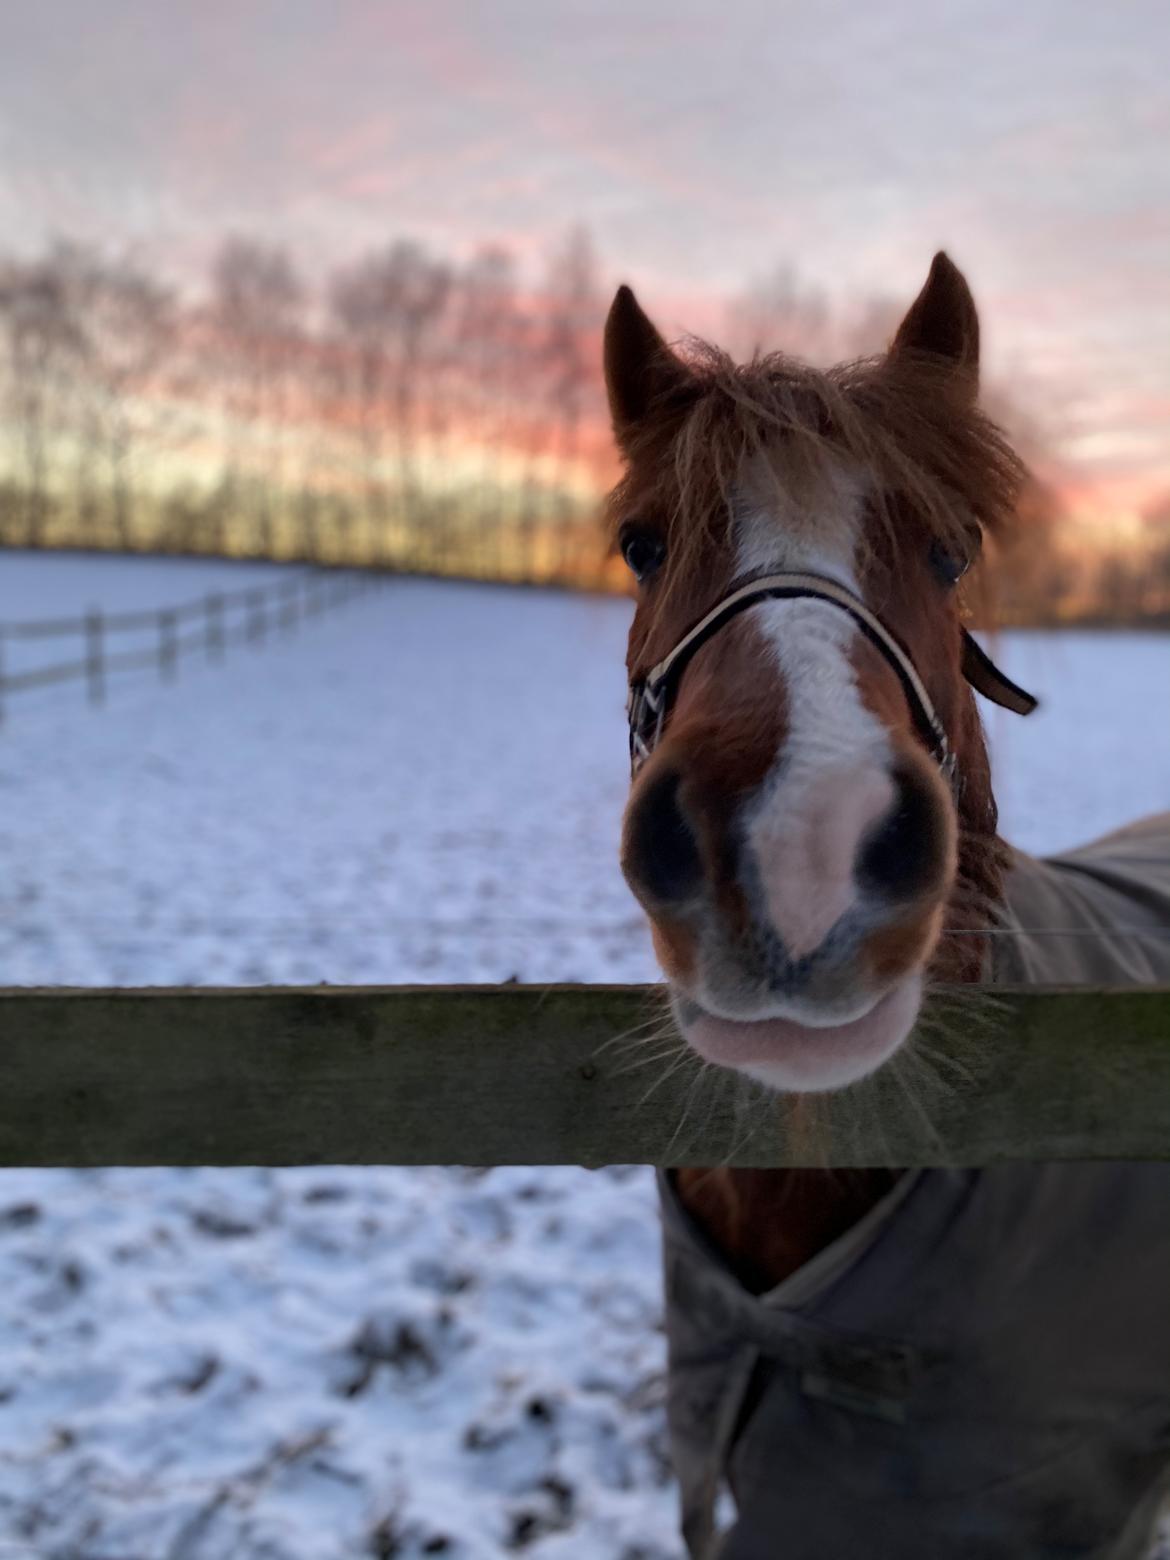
[0,249,90,545]
[1142,491,1170,622]
[292,329,349,564]
[725,263,834,364]
[330,241,451,566]
[542,226,603,582]
[61,246,176,550]
[330,255,392,558]
[207,238,304,557]
[512,296,553,582]
[455,245,522,574]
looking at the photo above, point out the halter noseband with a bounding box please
[626,570,1037,781]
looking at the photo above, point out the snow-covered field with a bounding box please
[0,551,1167,1558]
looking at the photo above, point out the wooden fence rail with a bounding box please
[0,984,1167,1169]
[0,567,385,724]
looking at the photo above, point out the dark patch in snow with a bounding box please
[0,1202,41,1231]
[340,1310,465,1397]
[302,1184,349,1204]
[191,1209,259,1239]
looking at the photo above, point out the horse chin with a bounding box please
[673,975,922,1094]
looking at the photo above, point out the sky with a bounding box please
[0,0,1166,530]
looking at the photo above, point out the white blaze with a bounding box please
[732,466,894,960]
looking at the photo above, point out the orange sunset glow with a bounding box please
[0,2,1167,617]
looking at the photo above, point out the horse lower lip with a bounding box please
[679,982,919,1087]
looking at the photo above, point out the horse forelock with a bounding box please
[605,340,1027,598]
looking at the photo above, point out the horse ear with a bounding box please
[604,284,689,440]
[890,252,979,391]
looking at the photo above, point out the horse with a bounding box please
[603,253,1170,1559]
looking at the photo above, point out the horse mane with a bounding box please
[606,340,1028,597]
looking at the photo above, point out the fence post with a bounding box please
[158,609,178,682]
[205,593,225,662]
[85,609,105,708]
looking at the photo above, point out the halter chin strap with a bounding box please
[626,570,1037,780]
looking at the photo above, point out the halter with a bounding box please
[626,570,1037,780]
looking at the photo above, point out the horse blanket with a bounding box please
[661,814,1170,1559]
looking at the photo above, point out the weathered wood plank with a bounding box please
[0,985,1167,1168]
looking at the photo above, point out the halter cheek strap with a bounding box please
[626,570,1037,780]
[960,628,1039,717]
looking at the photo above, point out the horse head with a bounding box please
[606,253,1036,1093]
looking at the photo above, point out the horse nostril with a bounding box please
[856,763,946,903]
[623,768,703,904]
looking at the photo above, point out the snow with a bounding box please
[0,1163,671,1558]
[976,628,1170,857]
[0,556,650,990]
[0,551,1167,1558]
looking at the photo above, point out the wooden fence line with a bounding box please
[85,607,104,707]
[1,984,1167,1169]
[0,568,385,723]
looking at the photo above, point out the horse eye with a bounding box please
[929,538,970,587]
[620,525,666,582]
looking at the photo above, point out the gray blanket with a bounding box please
[661,815,1170,1559]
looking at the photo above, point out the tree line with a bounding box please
[0,233,1164,622]
[0,229,609,589]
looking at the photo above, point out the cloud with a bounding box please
[0,0,1164,500]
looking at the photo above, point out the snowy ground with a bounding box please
[0,551,1167,1558]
